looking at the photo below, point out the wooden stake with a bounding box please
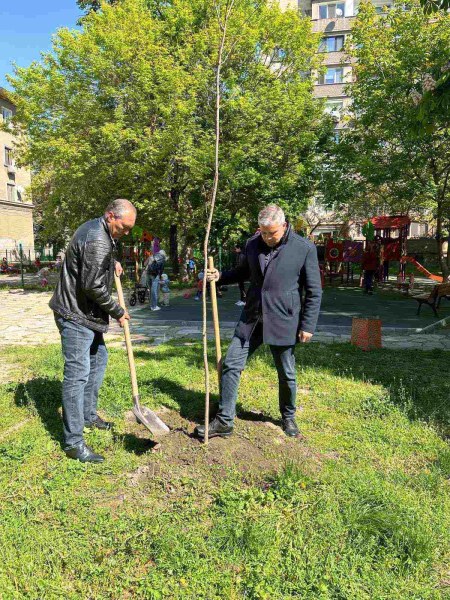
[208,256,222,376]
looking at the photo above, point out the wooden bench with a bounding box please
[413,282,450,317]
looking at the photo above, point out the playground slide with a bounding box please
[401,256,443,282]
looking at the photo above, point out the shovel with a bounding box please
[114,273,170,436]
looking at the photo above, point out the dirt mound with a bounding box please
[124,409,328,489]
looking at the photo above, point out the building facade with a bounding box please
[282,0,428,240]
[0,87,34,261]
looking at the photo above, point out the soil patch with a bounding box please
[125,409,332,489]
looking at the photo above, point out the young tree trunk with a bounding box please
[202,0,235,445]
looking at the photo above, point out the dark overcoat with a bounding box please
[219,226,322,346]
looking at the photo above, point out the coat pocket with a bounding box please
[265,291,293,319]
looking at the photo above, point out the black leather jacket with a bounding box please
[49,217,124,332]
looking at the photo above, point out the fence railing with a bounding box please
[1,246,36,265]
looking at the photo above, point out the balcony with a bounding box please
[312,17,354,33]
[314,83,348,98]
[319,51,346,66]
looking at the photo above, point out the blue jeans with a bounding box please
[150,276,160,309]
[217,323,297,426]
[54,314,108,449]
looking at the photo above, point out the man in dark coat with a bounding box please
[196,204,322,439]
[50,199,136,462]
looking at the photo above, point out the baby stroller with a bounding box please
[129,282,150,306]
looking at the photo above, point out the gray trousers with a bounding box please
[217,323,297,426]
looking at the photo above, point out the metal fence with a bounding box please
[1,246,36,265]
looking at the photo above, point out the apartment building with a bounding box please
[279,0,428,239]
[0,87,34,259]
[308,0,391,130]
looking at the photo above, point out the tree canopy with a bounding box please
[11,0,329,265]
[319,1,450,277]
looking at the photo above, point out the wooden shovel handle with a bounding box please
[208,256,222,375]
[114,273,140,401]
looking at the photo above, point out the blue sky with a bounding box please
[0,1,82,89]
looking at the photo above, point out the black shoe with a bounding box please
[195,418,233,440]
[65,441,105,463]
[85,415,113,431]
[282,418,300,437]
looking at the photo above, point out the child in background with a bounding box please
[160,273,170,306]
[195,271,204,300]
[37,267,50,287]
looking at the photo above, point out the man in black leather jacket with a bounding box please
[50,199,136,463]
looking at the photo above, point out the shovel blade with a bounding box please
[133,405,170,436]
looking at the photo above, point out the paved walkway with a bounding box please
[0,284,449,351]
[121,277,450,332]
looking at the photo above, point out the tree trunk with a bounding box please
[435,198,449,280]
[168,188,180,275]
[169,224,179,275]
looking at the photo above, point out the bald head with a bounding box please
[104,198,137,239]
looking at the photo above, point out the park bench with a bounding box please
[412,282,450,317]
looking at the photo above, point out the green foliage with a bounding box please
[11,0,328,252]
[77,0,118,13]
[319,1,450,276]
[0,340,449,597]
[420,0,450,14]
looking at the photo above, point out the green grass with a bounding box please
[1,341,449,599]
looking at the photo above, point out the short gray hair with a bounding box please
[258,204,285,227]
[105,198,137,218]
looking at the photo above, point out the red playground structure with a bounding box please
[319,214,443,287]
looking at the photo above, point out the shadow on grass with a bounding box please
[149,376,216,422]
[14,378,64,447]
[14,377,157,454]
[296,343,450,427]
[113,432,158,455]
[150,376,282,426]
[136,339,450,427]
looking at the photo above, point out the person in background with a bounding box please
[187,258,196,277]
[140,252,152,287]
[147,249,167,311]
[361,242,378,295]
[54,256,63,271]
[160,273,170,306]
[195,271,204,301]
[37,267,50,287]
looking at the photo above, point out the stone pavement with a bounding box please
[0,286,449,351]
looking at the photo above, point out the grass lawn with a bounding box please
[1,341,449,599]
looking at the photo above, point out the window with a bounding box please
[4,147,13,166]
[319,3,345,19]
[1,106,13,122]
[318,67,344,85]
[375,4,391,13]
[7,183,16,203]
[319,35,345,52]
[325,100,344,117]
